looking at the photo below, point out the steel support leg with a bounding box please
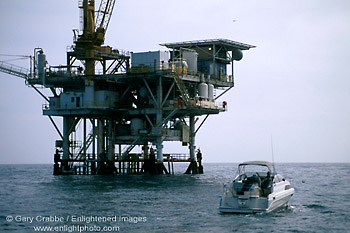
[185,116,199,174]
[105,119,116,174]
[189,116,196,161]
[61,116,75,173]
[97,119,105,173]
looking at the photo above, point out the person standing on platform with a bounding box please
[196,149,202,167]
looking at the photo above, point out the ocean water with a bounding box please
[1,163,350,233]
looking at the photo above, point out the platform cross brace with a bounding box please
[142,78,159,108]
[120,136,141,161]
[156,107,180,128]
[110,58,127,74]
[75,131,95,160]
[195,114,209,134]
[215,86,233,100]
[161,81,175,107]
[48,116,64,140]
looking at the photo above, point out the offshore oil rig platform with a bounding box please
[0,0,254,175]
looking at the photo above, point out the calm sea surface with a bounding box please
[1,163,349,232]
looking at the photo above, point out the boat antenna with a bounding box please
[270,134,276,173]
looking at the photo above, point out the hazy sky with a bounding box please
[0,0,349,163]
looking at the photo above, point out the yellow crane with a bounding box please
[75,0,116,75]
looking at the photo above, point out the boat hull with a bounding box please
[219,188,294,214]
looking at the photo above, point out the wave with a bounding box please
[304,204,326,209]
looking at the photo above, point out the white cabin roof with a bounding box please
[239,161,274,167]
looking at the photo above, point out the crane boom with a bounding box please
[0,61,29,80]
[75,0,117,75]
[95,0,116,33]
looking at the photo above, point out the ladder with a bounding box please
[172,73,192,107]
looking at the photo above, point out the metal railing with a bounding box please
[165,153,191,161]
[191,98,227,111]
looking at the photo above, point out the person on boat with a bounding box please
[250,174,261,186]
[262,171,273,196]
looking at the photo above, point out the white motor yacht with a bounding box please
[219,161,294,214]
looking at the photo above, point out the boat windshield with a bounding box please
[238,164,272,178]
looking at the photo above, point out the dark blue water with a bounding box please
[1,163,349,232]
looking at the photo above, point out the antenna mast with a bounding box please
[270,134,276,173]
